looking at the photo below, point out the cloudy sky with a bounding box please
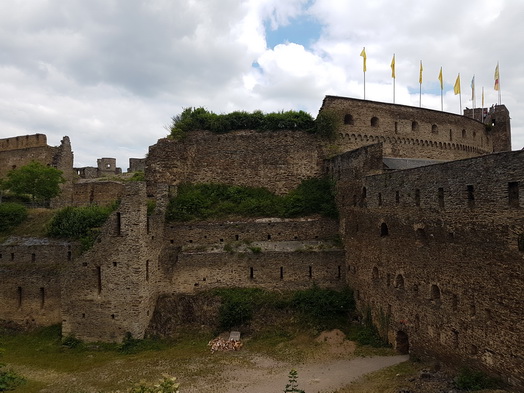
[0,0,522,168]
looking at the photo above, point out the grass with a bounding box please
[0,208,54,242]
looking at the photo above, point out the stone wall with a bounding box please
[0,238,76,327]
[320,96,493,160]
[61,182,167,342]
[146,130,325,195]
[71,181,125,206]
[165,217,340,246]
[337,149,524,388]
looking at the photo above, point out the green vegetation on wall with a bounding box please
[47,203,118,251]
[166,177,337,222]
[168,107,339,138]
[213,286,354,332]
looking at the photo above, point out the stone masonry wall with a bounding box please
[320,96,492,160]
[146,130,325,195]
[0,238,76,327]
[339,149,524,388]
[71,181,125,206]
[165,217,340,246]
[61,182,167,342]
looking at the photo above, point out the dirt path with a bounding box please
[220,354,409,393]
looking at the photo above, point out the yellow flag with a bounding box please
[494,62,500,91]
[360,47,367,72]
[419,61,423,84]
[454,73,461,95]
[391,54,395,78]
[438,67,443,90]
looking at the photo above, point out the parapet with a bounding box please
[0,134,48,151]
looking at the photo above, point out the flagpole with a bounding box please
[438,67,443,111]
[364,71,366,100]
[392,54,395,104]
[498,63,502,105]
[419,60,423,107]
[360,47,366,100]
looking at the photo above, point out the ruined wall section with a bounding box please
[61,182,167,342]
[146,130,324,195]
[321,96,493,161]
[158,217,345,295]
[341,150,524,388]
[71,181,125,206]
[0,238,76,327]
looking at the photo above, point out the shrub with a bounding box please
[47,203,118,251]
[0,366,25,392]
[166,178,337,222]
[455,367,501,391]
[0,203,27,232]
[129,375,179,393]
[168,107,316,137]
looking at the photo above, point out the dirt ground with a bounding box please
[185,329,408,393]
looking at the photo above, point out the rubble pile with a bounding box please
[208,337,243,353]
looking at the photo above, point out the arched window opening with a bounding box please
[395,274,405,290]
[462,129,466,138]
[380,222,389,237]
[431,124,438,133]
[412,121,419,131]
[371,116,379,127]
[344,114,354,125]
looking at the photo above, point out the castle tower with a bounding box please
[464,104,511,152]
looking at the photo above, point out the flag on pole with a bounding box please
[391,54,395,78]
[360,47,367,72]
[494,62,500,91]
[471,75,475,101]
[419,61,423,84]
[454,74,461,95]
[438,67,443,90]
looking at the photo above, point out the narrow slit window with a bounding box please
[97,266,102,294]
[280,266,284,280]
[438,187,445,208]
[467,185,475,207]
[508,182,519,207]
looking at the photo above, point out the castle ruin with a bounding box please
[0,96,522,389]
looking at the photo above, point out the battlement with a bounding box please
[0,134,48,151]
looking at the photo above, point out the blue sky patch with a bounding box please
[264,15,322,49]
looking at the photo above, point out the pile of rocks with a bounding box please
[208,337,243,353]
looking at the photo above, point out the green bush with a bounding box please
[292,286,354,329]
[0,203,27,232]
[166,178,337,222]
[455,367,501,391]
[168,107,317,137]
[0,366,25,391]
[47,203,118,251]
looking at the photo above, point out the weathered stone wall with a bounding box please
[320,96,493,160]
[165,217,340,246]
[0,238,76,327]
[0,134,74,207]
[71,181,125,206]
[61,182,167,342]
[146,130,325,195]
[338,149,524,388]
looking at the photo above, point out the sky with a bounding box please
[0,0,522,169]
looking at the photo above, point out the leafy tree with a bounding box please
[3,161,65,205]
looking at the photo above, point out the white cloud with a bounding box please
[0,0,523,168]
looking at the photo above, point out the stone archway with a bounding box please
[396,330,410,354]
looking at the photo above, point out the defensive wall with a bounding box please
[0,134,74,207]
[329,145,523,387]
[0,238,78,327]
[146,130,325,195]
[320,96,505,160]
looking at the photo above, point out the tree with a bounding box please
[3,161,65,205]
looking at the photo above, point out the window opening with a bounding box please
[509,182,519,207]
[380,223,389,237]
[116,212,121,236]
[467,185,475,207]
[280,266,284,280]
[250,267,254,279]
[17,287,22,308]
[40,287,45,309]
[371,117,379,127]
[395,274,405,290]
[97,266,102,295]
[430,284,441,300]
[415,189,421,206]
[438,187,445,208]
[308,266,312,279]
[344,114,354,125]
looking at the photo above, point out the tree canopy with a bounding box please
[2,161,65,205]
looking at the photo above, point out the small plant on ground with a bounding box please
[129,375,179,393]
[0,348,25,391]
[283,369,305,393]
